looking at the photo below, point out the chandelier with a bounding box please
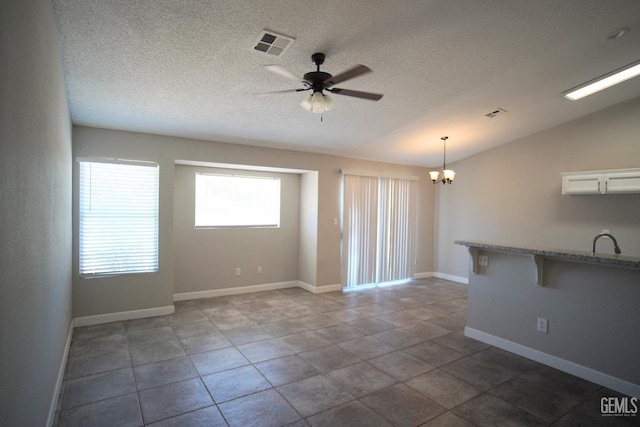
[429,136,455,184]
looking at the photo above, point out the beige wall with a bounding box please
[435,97,640,278]
[299,172,319,286]
[72,129,178,317]
[173,165,301,293]
[0,0,73,425]
[72,126,435,317]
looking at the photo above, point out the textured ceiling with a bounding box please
[52,0,640,166]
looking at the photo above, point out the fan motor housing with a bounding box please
[303,71,332,91]
[311,52,325,66]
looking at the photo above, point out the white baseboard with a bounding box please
[74,305,175,327]
[414,271,469,284]
[174,281,300,301]
[465,327,640,398]
[75,280,339,328]
[432,271,469,284]
[299,282,342,294]
[47,321,73,427]
[175,281,343,301]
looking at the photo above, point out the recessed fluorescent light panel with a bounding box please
[564,60,640,101]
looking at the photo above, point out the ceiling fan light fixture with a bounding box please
[300,91,334,113]
[262,52,383,113]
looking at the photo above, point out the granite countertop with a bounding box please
[455,240,640,269]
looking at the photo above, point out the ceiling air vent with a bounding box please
[485,108,507,118]
[253,30,294,57]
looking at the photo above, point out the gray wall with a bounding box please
[73,126,435,317]
[173,165,301,293]
[467,250,640,393]
[0,0,73,426]
[435,97,640,278]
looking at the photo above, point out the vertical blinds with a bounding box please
[377,177,416,283]
[342,174,417,288]
[343,175,379,287]
[79,160,159,277]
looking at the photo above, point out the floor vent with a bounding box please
[253,30,294,57]
[485,108,508,118]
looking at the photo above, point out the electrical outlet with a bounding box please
[257,266,262,273]
[235,267,241,276]
[478,255,489,267]
[537,317,548,333]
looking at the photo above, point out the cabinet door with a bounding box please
[562,174,603,194]
[604,171,640,193]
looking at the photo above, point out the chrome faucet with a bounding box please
[592,233,622,256]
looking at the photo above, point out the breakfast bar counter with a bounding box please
[455,239,640,269]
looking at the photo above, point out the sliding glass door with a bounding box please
[342,173,417,288]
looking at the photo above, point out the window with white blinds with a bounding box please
[195,173,280,228]
[79,159,159,277]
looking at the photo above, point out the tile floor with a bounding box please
[54,278,636,426]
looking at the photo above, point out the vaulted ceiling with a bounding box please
[52,0,640,166]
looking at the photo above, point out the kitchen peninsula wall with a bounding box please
[457,241,640,397]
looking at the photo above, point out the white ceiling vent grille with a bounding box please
[253,30,294,57]
[485,108,508,118]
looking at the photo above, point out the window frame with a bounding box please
[194,172,281,229]
[78,158,160,278]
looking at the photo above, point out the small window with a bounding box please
[195,173,280,228]
[79,159,159,277]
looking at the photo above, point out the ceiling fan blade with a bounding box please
[328,88,383,101]
[323,64,372,87]
[264,65,309,84]
[254,88,308,97]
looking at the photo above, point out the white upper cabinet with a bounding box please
[562,168,640,194]
[604,170,640,193]
[561,173,603,194]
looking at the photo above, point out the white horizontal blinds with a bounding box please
[79,160,159,276]
[343,175,378,288]
[377,178,416,283]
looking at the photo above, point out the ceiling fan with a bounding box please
[258,52,383,114]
